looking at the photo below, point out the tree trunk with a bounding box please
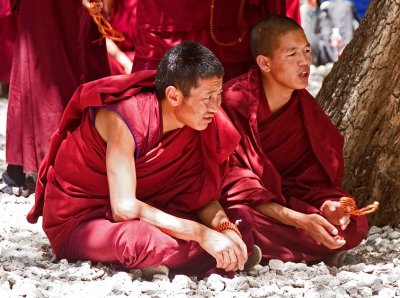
[316,0,400,227]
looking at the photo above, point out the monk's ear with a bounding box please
[256,55,271,73]
[165,86,182,107]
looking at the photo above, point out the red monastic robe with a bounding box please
[285,0,301,24]
[221,67,368,263]
[132,0,287,81]
[0,0,17,82]
[108,0,137,75]
[27,70,253,276]
[6,0,110,173]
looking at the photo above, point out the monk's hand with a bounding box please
[320,200,351,230]
[300,214,346,250]
[220,229,247,271]
[199,229,244,272]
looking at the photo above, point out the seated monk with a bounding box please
[221,16,368,266]
[27,41,261,278]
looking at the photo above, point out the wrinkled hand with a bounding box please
[320,199,351,230]
[199,229,247,272]
[300,213,346,250]
[220,229,248,271]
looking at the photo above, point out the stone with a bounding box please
[206,274,225,292]
[368,226,382,235]
[268,259,286,274]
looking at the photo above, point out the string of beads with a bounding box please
[210,0,246,47]
[88,0,124,43]
[216,221,242,238]
[340,197,379,216]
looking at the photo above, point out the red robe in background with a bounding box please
[107,0,137,75]
[27,70,254,276]
[6,0,110,173]
[132,0,287,81]
[0,0,17,83]
[221,67,368,263]
[286,0,301,24]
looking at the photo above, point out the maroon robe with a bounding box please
[6,0,110,173]
[107,0,137,75]
[132,0,287,81]
[27,70,254,276]
[0,0,17,82]
[221,67,368,263]
[286,0,301,24]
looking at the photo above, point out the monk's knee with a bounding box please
[343,215,369,249]
[113,221,160,268]
[225,204,255,251]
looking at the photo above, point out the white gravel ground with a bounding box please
[1,66,399,298]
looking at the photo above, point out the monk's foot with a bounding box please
[243,245,262,271]
[0,175,35,198]
[140,265,169,280]
[324,250,347,268]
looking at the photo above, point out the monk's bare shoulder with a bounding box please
[94,108,133,147]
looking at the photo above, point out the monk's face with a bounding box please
[264,29,311,91]
[175,77,223,131]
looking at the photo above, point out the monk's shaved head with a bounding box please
[250,15,303,59]
[155,41,224,100]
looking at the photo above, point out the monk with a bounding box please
[1,0,109,196]
[132,0,287,81]
[27,41,261,278]
[104,0,137,75]
[221,15,368,266]
[0,0,17,94]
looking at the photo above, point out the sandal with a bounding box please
[0,171,36,197]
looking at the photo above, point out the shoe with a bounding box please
[140,265,169,280]
[324,250,347,268]
[0,173,35,198]
[243,245,262,271]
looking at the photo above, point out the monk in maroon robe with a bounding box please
[105,0,137,75]
[221,16,368,266]
[1,0,110,195]
[132,0,287,81]
[27,42,260,277]
[0,0,17,86]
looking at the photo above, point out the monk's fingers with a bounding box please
[214,253,224,268]
[340,217,351,230]
[225,250,239,272]
[319,216,339,236]
[318,229,346,249]
[230,244,246,271]
[218,250,231,270]
[329,201,341,212]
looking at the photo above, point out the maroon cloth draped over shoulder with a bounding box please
[6,0,110,172]
[132,0,287,81]
[27,70,241,256]
[0,0,17,82]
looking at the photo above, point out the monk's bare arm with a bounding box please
[95,109,244,270]
[96,108,207,239]
[255,201,346,249]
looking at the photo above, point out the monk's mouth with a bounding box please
[300,71,309,78]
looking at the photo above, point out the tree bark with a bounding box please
[316,0,400,227]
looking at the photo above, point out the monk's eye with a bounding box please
[288,52,296,57]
